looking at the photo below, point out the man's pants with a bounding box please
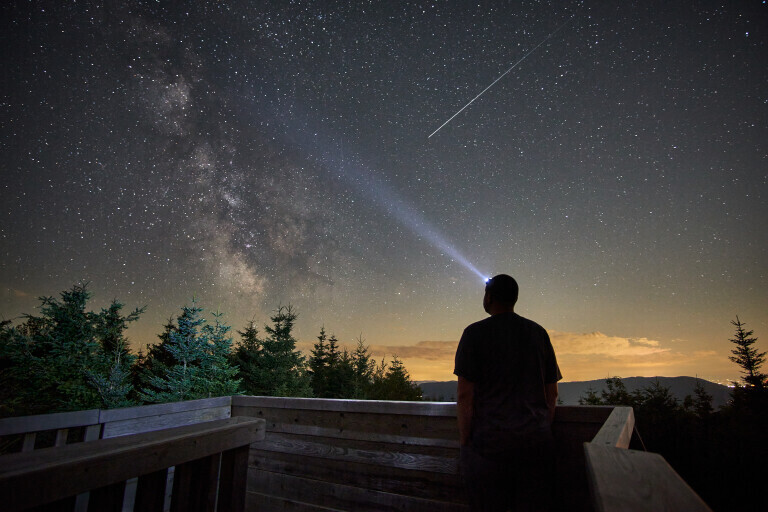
[460,430,555,512]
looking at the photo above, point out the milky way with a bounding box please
[1,2,766,382]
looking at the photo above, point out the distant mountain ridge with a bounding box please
[419,376,732,409]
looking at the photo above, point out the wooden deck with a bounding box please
[0,396,712,511]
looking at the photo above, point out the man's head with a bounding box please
[483,274,519,314]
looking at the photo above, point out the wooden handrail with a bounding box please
[0,416,265,512]
[590,406,634,449]
[583,406,712,512]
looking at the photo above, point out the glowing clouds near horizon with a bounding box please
[297,331,726,383]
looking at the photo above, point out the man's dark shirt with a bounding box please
[454,312,562,455]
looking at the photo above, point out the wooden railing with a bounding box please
[0,397,234,511]
[0,416,265,512]
[233,398,635,511]
[584,406,712,512]
[0,398,713,511]
[0,396,232,454]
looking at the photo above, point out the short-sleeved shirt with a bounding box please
[454,312,562,454]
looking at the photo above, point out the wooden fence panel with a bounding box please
[237,397,467,512]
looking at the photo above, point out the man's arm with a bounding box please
[545,382,558,423]
[457,376,474,446]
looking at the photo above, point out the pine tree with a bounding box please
[197,310,241,397]
[132,317,181,398]
[140,301,241,403]
[369,356,422,401]
[323,334,349,398]
[309,327,329,397]
[0,284,144,415]
[601,376,636,407]
[231,320,264,395]
[729,316,766,388]
[692,379,714,418]
[88,300,144,408]
[238,306,312,397]
[578,386,602,405]
[351,335,374,399]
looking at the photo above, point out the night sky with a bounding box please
[2,1,766,383]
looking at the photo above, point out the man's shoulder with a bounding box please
[514,314,548,335]
[462,315,495,335]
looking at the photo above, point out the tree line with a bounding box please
[0,283,421,418]
[577,316,767,512]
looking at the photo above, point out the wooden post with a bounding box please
[171,454,220,512]
[87,481,126,512]
[21,433,36,452]
[134,469,168,512]
[54,429,69,447]
[217,444,250,512]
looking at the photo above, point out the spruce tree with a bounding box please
[578,387,602,405]
[601,376,636,406]
[88,300,144,409]
[140,301,241,403]
[369,356,422,401]
[231,320,264,395]
[692,379,714,418]
[197,310,241,397]
[729,316,766,388]
[238,306,312,397]
[351,335,374,399]
[0,284,143,415]
[309,327,329,397]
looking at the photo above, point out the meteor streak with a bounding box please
[428,15,576,139]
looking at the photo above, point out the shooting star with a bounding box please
[428,15,576,139]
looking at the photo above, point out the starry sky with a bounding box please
[2,1,766,384]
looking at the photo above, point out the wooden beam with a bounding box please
[584,443,711,512]
[98,396,231,424]
[0,409,100,437]
[232,396,457,417]
[101,405,231,438]
[590,407,634,449]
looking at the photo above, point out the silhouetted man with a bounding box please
[455,274,562,511]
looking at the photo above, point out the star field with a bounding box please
[1,1,766,382]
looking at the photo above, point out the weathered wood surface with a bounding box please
[0,409,101,436]
[98,396,231,424]
[250,449,463,503]
[249,469,468,512]
[584,443,712,512]
[0,416,265,512]
[100,396,232,438]
[590,407,634,449]
[238,396,467,511]
[233,395,457,416]
[238,401,647,512]
[255,432,458,474]
[0,396,230,456]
